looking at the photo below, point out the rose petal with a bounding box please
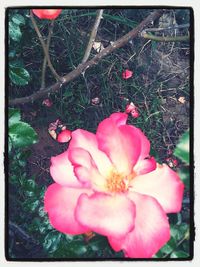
[44,183,91,234]
[69,129,112,177]
[68,147,105,189]
[109,112,128,126]
[97,119,141,174]
[134,157,157,175]
[75,192,135,239]
[130,164,184,213]
[50,151,82,187]
[108,192,170,258]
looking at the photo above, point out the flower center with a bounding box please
[105,170,136,193]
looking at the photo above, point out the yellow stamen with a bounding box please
[106,170,136,193]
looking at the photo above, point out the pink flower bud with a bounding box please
[131,109,139,118]
[42,98,53,107]
[125,102,136,113]
[122,69,133,80]
[57,129,72,143]
[32,9,62,20]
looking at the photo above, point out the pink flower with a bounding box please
[125,102,140,118]
[44,113,184,258]
[122,70,133,79]
[42,98,53,107]
[48,119,71,143]
[32,9,62,20]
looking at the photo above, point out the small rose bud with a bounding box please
[125,102,136,113]
[57,129,72,143]
[32,9,62,20]
[122,69,133,80]
[42,98,53,107]
[131,109,139,118]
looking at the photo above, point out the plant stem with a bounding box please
[82,9,104,63]
[41,20,55,89]
[141,32,189,42]
[30,11,62,82]
[9,10,164,106]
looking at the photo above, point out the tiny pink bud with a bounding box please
[122,69,133,80]
[131,109,139,118]
[57,129,72,143]
[125,102,136,113]
[42,98,53,107]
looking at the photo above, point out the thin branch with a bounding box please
[9,10,164,106]
[30,11,62,82]
[141,32,189,42]
[144,23,190,33]
[41,20,55,89]
[9,221,39,245]
[82,9,104,64]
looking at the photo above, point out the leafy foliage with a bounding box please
[8,108,38,151]
[174,130,189,164]
[9,65,30,86]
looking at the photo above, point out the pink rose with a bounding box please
[32,9,62,20]
[44,112,184,258]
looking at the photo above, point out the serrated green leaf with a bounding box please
[9,108,21,126]
[12,14,25,25]
[9,66,30,86]
[9,121,38,148]
[9,21,22,41]
[174,130,189,164]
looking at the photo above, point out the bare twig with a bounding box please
[41,20,55,89]
[82,9,104,64]
[30,11,62,82]
[9,10,164,106]
[9,221,39,245]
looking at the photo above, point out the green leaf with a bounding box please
[178,167,190,189]
[12,14,25,25]
[9,108,21,126]
[9,121,38,148]
[72,241,87,256]
[159,237,176,255]
[174,130,189,164]
[9,66,30,86]
[170,223,189,242]
[9,21,22,41]
[170,250,189,258]
[43,231,62,253]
